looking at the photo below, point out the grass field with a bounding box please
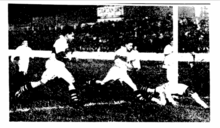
[9,58,210,122]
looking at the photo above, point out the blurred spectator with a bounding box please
[179,17,209,53]
[9,15,208,53]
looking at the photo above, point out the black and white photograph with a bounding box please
[7,1,212,122]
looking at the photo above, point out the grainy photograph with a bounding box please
[8,2,210,122]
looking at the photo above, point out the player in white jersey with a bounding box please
[143,53,209,108]
[129,46,141,71]
[96,42,144,101]
[15,25,79,104]
[11,40,33,76]
[144,82,209,108]
[162,41,176,84]
[11,40,33,87]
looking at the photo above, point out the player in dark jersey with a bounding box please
[15,25,79,104]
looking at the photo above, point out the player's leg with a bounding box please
[172,95,179,100]
[58,66,80,102]
[120,71,138,91]
[19,60,31,85]
[164,90,179,106]
[151,92,167,106]
[96,66,119,85]
[120,71,145,101]
[149,84,178,106]
[166,67,177,86]
[144,85,167,105]
[185,87,209,108]
[143,84,164,95]
[15,68,54,97]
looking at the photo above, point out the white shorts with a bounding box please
[158,83,188,95]
[41,58,75,84]
[18,60,29,73]
[108,65,127,81]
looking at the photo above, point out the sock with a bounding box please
[15,82,32,97]
[26,82,33,90]
[134,90,145,101]
[69,89,79,102]
[21,82,33,92]
[140,87,148,91]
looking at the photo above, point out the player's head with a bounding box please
[62,25,74,41]
[133,46,137,51]
[125,42,133,52]
[189,52,196,68]
[22,40,28,46]
[169,40,173,46]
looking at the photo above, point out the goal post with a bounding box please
[172,6,179,84]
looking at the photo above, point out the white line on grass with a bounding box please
[84,100,126,107]
[9,100,126,113]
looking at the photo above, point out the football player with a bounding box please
[96,42,144,101]
[144,82,209,108]
[15,25,79,104]
[11,40,33,85]
[143,52,209,108]
[162,41,177,85]
[11,40,33,75]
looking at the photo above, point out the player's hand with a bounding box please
[171,101,179,107]
[172,95,179,100]
[66,52,72,61]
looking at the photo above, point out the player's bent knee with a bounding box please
[40,79,48,85]
[185,87,195,97]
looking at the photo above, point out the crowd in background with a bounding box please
[9,15,209,53]
[179,17,209,53]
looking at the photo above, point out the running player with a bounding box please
[96,42,144,101]
[15,25,79,104]
[11,40,33,85]
[11,40,33,75]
